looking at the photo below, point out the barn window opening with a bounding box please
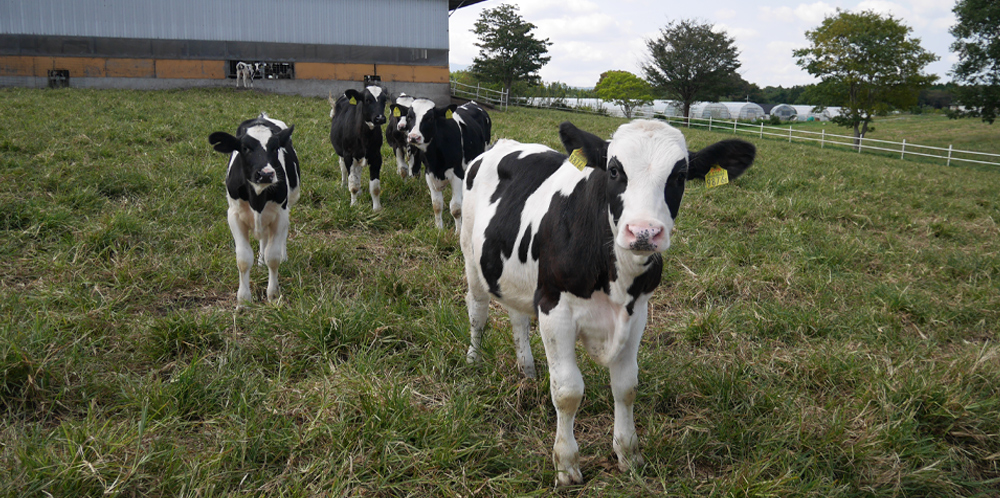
[227,61,295,80]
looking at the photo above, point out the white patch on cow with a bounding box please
[366,85,383,100]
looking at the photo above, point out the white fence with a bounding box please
[513,97,999,169]
[450,80,508,111]
[661,115,1000,168]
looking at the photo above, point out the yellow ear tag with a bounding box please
[568,149,588,171]
[392,107,401,117]
[349,96,357,105]
[706,165,729,189]
[445,109,453,119]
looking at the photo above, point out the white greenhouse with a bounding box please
[720,102,766,121]
[792,105,827,121]
[690,102,731,120]
[769,104,798,121]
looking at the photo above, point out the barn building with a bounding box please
[0,0,485,104]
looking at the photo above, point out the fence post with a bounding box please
[788,126,792,143]
[947,145,953,166]
[821,129,825,148]
[759,122,763,139]
[709,116,712,130]
[733,117,738,134]
[476,83,480,100]
[858,135,863,154]
[901,139,906,160]
[687,113,691,128]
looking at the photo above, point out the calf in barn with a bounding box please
[209,113,301,305]
[402,99,491,232]
[385,94,424,179]
[460,119,755,486]
[329,85,388,211]
[235,62,254,88]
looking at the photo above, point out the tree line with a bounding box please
[461,1,999,139]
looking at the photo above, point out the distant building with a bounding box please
[0,0,485,103]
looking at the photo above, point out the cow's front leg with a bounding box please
[608,306,647,471]
[263,211,290,302]
[338,157,349,190]
[227,208,254,305]
[539,305,584,486]
[425,173,446,229]
[348,158,363,206]
[368,154,383,212]
[448,172,464,234]
[394,147,409,179]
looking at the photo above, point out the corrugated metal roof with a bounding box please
[0,0,450,49]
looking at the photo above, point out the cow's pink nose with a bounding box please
[625,224,665,250]
[407,133,420,143]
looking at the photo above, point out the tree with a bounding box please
[470,3,552,95]
[949,0,1000,124]
[794,10,938,143]
[594,71,655,118]
[641,19,741,118]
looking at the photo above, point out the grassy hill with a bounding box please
[1,88,999,497]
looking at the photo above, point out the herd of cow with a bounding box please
[207,84,756,487]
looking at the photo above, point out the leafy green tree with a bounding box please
[640,19,741,118]
[470,3,552,95]
[594,70,655,118]
[949,0,1000,124]
[794,10,938,142]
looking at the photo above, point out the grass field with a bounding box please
[2,87,999,497]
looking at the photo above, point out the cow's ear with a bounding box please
[389,104,402,118]
[276,125,294,147]
[558,121,609,170]
[344,89,362,105]
[439,104,458,120]
[209,132,240,154]
[686,139,756,180]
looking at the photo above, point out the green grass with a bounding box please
[1,87,999,497]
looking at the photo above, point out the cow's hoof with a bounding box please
[554,466,583,487]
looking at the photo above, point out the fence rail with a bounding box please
[509,98,999,169]
[450,80,508,111]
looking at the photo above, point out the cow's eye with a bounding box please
[608,165,619,180]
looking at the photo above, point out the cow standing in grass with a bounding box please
[460,119,755,486]
[329,86,388,211]
[209,113,300,305]
[401,99,491,232]
[385,94,424,179]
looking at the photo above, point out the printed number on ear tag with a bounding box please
[392,107,401,117]
[568,149,588,171]
[349,96,357,105]
[445,109,453,120]
[706,166,729,189]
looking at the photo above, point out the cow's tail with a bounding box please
[328,91,338,118]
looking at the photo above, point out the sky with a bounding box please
[447,0,959,89]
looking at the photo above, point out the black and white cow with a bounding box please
[235,62,256,88]
[329,85,388,211]
[385,94,424,179]
[402,99,491,232]
[460,119,755,486]
[209,113,300,305]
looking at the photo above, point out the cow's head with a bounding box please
[209,116,295,194]
[343,85,388,129]
[559,120,755,256]
[403,99,455,152]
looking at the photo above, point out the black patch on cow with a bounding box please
[686,139,756,180]
[665,164,686,220]
[480,150,566,297]
[330,86,387,183]
[465,156,483,191]
[518,224,532,263]
[625,255,663,315]
[534,169,618,315]
[606,156,627,225]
